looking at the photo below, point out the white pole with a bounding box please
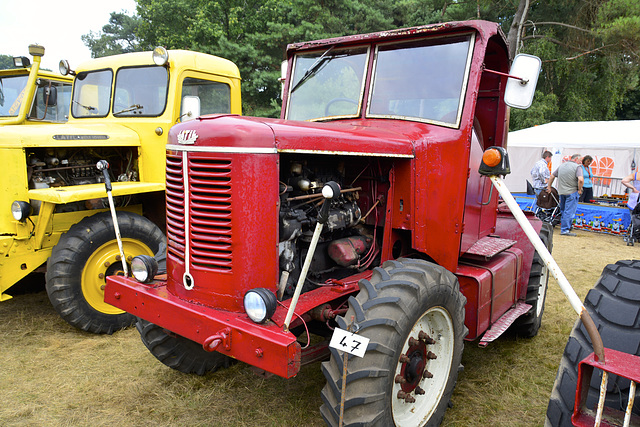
[489,176,585,315]
[283,221,323,330]
[490,174,605,361]
[106,191,128,277]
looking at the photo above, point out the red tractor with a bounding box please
[105,20,566,425]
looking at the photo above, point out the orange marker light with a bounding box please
[482,148,502,167]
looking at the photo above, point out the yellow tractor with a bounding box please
[0,44,72,125]
[0,47,241,334]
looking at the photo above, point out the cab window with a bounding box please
[113,66,169,116]
[72,70,113,117]
[181,78,231,117]
[29,80,72,122]
[0,75,29,117]
[368,35,473,126]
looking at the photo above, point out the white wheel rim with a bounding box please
[391,306,455,427]
[536,265,549,317]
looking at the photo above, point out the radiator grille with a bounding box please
[165,152,233,271]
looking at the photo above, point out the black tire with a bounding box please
[46,211,165,334]
[512,222,553,337]
[136,319,235,375]
[545,260,640,427]
[320,258,467,426]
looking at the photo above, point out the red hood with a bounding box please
[169,115,421,158]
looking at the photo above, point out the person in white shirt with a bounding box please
[530,151,552,212]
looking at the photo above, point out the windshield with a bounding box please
[286,47,368,121]
[71,66,169,118]
[113,66,169,116]
[0,75,29,117]
[285,34,474,126]
[72,69,113,117]
[368,35,473,126]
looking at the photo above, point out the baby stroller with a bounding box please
[624,203,640,246]
[535,187,561,226]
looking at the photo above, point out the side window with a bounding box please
[30,80,73,122]
[181,78,231,118]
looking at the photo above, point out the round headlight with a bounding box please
[131,255,159,283]
[11,201,32,222]
[59,59,70,76]
[152,46,169,66]
[244,288,277,323]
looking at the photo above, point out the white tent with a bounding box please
[504,120,640,193]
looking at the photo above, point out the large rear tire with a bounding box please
[137,319,235,375]
[320,259,467,426]
[46,211,165,334]
[545,260,640,426]
[512,222,553,337]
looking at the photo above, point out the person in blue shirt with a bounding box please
[579,155,594,203]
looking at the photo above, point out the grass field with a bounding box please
[0,228,636,426]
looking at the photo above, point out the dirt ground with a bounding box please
[0,227,637,426]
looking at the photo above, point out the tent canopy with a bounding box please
[508,120,640,148]
[504,120,640,193]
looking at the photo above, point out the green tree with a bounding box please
[84,0,640,123]
[82,12,142,57]
[0,55,15,70]
[507,0,640,128]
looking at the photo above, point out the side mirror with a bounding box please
[504,54,541,109]
[180,96,200,122]
[280,60,288,100]
[44,86,57,107]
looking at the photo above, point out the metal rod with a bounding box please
[339,350,348,426]
[595,371,608,426]
[361,199,381,222]
[624,381,636,427]
[287,187,361,202]
[106,191,128,277]
[97,160,128,277]
[489,176,605,362]
[277,271,289,300]
[483,67,528,83]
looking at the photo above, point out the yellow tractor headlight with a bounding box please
[11,201,32,222]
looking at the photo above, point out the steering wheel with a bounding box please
[325,98,358,116]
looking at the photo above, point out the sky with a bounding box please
[0,0,137,72]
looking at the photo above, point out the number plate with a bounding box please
[329,327,369,358]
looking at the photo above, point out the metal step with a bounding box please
[478,301,532,347]
[464,236,516,260]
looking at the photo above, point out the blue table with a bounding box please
[513,194,630,235]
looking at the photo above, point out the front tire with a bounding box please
[512,222,553,337]
[320,259,467,426]
[137,319,234,375]
[545,260,640,426]
[46,211,165,334]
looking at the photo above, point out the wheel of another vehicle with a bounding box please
[545,260,640,427]
[511,222,553,337]
[45,211,165,334]
[624,223,635,246]
[320,258,467,427]
[136,319,235,375]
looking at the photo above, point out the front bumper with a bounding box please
[105,275,301,378]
